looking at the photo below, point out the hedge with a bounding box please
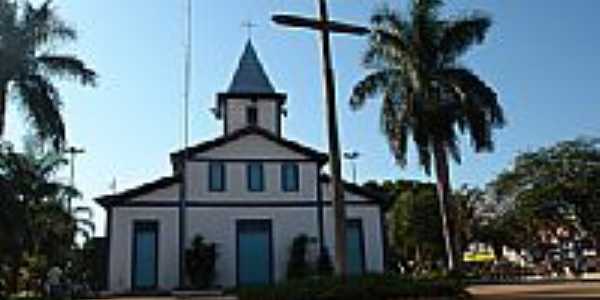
[235,274,470,300]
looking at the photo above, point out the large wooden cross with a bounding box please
[272,0,368,276]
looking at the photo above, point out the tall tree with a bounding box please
[0,0,96,149]
[0,141,91,294]
[489,138,600,252]
[350,0,505,271]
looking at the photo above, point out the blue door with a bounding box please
[346,220,365,276]
[133,222,158,290]
[237,220,272,286]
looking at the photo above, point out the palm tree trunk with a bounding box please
[433,142,455,272]
[0,85,7,137]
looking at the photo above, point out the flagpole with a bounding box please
[179,0,192,288]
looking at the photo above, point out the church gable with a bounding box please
[172,126,327,162]
[96,175,180,207]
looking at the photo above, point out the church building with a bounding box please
[96,40,385,292]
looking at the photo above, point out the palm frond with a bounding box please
[15,74,66,149]
[350,70,394,109]
[23,0,76,48]
[381,92,410,167]
[439,67,505,152]
[371,4,409,37]
[37,55,97,86]
[73,206,93,219]
[439,13,491,64]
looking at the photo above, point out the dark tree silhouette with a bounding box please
[0,0,96,149]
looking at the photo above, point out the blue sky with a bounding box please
[6,1,600,236]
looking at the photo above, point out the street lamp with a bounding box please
[343,151,361,184]
[64,146,85,214]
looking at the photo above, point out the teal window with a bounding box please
[346,220,365,276]
[281,163,299,192]
[247,162,264,192]
[209,162,225,192]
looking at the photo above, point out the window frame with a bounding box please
[208,161,226,192]
[247,162,265,192]
[281,163,300,192]
[246,106,258,126]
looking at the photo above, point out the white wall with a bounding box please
[187,161,318,202]
[194,134,307,160]
[225,98,279,135]
[186,207,320,287]
[323,205,385,273]
[109,207,179,292]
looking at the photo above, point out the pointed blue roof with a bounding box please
[227,40,276,94]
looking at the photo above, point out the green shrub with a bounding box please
[316,249,334,277]
[236,274,468,300]
[287,235,311,280]
[185,235,217,289]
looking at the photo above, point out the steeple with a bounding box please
[227,40,276,94]
[216,40,287,137]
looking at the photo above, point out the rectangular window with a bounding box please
[247,162,264,192]
[209,161,225,192]
[281,163,299,192]
[247,106,258,126]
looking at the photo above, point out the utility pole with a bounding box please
[64,146,85,214]
[272,0,368,276]
[344,151,360,184]
[179,0,192,288]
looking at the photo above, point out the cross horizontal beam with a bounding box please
[272,14,369,36]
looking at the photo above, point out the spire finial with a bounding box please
[241,20,257,39]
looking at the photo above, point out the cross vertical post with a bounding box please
[272,0,369,276]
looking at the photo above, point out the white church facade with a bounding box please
[96,41,386,292]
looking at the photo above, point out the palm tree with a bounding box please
[0,0,96,149]
[350,0,505,271]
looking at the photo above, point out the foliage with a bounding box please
[352,0,505,270]
[481,137,600,262]
[286,234,311,280]
[392,187,445,271]
[366,179,477,275]
[316,248,334,277]
[0,0,97,149]
[0,141,89,295]
[69,238,107,292]
[236,274,468,300]
[185,235,217,289]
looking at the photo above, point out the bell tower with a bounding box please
[214,40,287,136]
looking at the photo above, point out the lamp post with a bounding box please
[343,151,361,184]
[272,0,368,276]
[64,146,85,214]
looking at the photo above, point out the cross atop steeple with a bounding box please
[241,20,257,39]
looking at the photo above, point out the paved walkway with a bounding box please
[469,282,600,299]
